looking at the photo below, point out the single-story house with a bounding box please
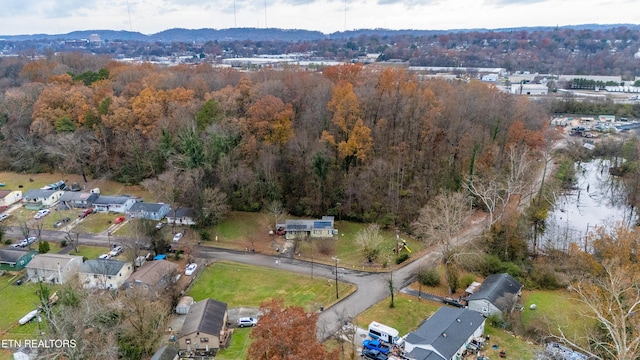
[0,248,37,271]
[22,189,64,210]
[177,298,229,356]
[26,253,83,284]
[466,273,523,317]
[59,191,99,209]
[404,307,486,360]
[166,208,197,226]
[92,195,139,213]
[127,202,171,221]
[78,259,133,290]
[124,260,179,292]
[0,190,22,207]
[282,216,336,240]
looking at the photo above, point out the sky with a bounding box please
[0,0,638,36]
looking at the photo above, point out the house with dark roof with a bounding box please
[0,248,37,271]
[26,253,83,284]
[124,260,178,292]
[466,273,523,317]
[404,307,486,360]
[177,298,229,356]
[126,202,171,221]
[93,195,139,213]
[166,208,197,226]
[281,216,336,240]
[78,259,133,290]
[22,189,64,210]
[0,190,22,207]
[59,191,99,209]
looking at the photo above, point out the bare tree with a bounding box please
[64,230,80,253]
[266,199,284,230]
[354,223,385,263]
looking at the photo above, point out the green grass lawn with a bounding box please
[0,274,48,337]
[66,245,109,259]
[188,261,355,312]
[356,293,441,335]
[215,328,253,360]
[73,212,115,233]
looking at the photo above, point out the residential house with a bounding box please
[166,208,197,226]
[22,189,64,210]
[404,307,486,360]
[124,260,179,292]
[177,298,229,356]
[78,259,133,290]
[0,248,37,271]
[0,190,23,207]
[26,253,83,284]
[466,273,523,317]
[59,191,99,209]
[127,202,171,221]
[282,216,336,240]
[92,195,139,213]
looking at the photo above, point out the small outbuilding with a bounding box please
[175,296,195,315]
[466,273,523,317]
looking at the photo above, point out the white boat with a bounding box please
[18,309,39,325]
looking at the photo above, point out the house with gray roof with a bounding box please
[404,307,486,360]
[282,216,336,240]
[26,253,83,284]
[0,248,37,271]
[166,207,197,226]
[23,189,64,210]
[126,202,170,221]
[93,195,139,213]
[466,273,523,317]
[59,191,99,209]
[177,298,229,356]
[78,259,133,290]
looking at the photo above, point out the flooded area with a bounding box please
[541,158,636,252]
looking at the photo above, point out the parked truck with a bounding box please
[363,339,391,355]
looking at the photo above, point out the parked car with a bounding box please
[78,208,94,218]
[54,217,71,228]
[34,209,50,219]
[114,216,125,224]
[236,317,258,328]
[0,213,10,222]
[110,246,124,257]
[10,243,22,248]
[361,349,389,360]
[155,222,165,230]
[443,297,465,308]
[172,232,183,242]
[98,254,111,259]
[362,340,391,355]
[185,263,197,276]
[19,237,38,247]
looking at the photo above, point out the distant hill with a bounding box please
[2,24,639,42]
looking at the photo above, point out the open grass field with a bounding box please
[0,274,50,338]
[65,245,109,259]
[188,261,355,312]
[215,328,252,360]
[72,212,116,234]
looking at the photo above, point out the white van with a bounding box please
[368,321,404,347]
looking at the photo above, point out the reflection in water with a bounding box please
[541,158,636,253]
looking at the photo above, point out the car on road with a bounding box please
[361,349,388,360]
[172,232,183,242]
[110,245,124,257]
[0,213,10,222]
[34,209,50,219]
[19,237,38,247]
[54,217,71,228]
[78,208,94,218]
[185,263,197,276]
[114,216,126,224]
[236,317,258,328]
[155,222,165,230]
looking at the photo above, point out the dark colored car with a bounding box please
[443,297,465,308]
[361,349,388,360]
[54,217,71,228]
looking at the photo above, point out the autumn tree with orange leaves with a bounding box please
[247,299,337,360]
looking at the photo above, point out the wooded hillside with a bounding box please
[0,56,548,226]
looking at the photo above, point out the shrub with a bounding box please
[418,268,441,287]
[459,273,477,289]
[316,240,335,256]
[4,239,12,245]
[198,229,210,242]
[60,239,67,247]
[38,241,50,254]
[395,252,410,264]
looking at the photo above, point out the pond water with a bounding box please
[541,158,636,252]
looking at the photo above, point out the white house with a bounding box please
[511,83,548,95]
[26,254,83,284]
[466,273,523,317]
[23,189,64,210]
[404,307,486,360]
[92,195,139,213]
[166,208,197,226]
[78,259,133,290]
[0,190,22,207]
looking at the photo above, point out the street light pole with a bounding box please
[332,256,339,299]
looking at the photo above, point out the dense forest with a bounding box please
[0,55,548,227]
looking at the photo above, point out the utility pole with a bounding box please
[332,256,339,299]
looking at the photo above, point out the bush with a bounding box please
[418,268,441,287]
[38,241,50,254]
[60,239,67,247]
[459,273,477,289]
[395,252,409,264]
[4,239,12,245]
[198,229,211,242]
